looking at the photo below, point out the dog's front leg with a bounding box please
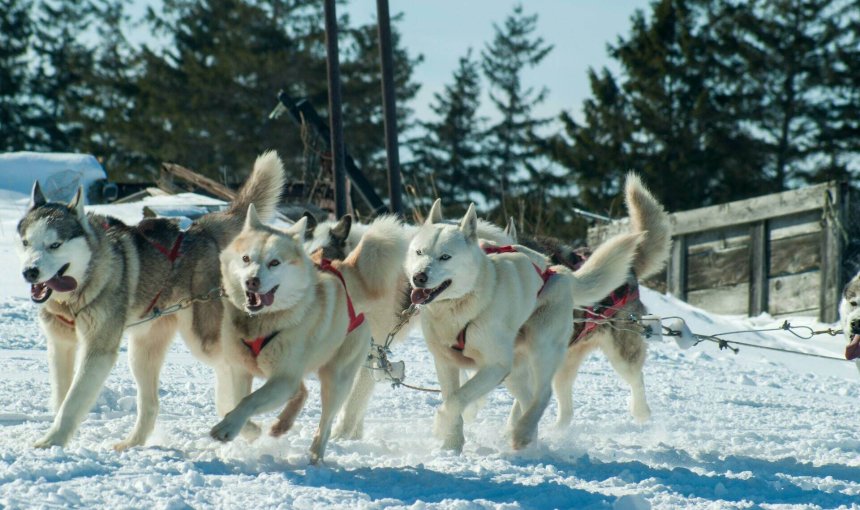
[42,318,77,413]
[210,375,299,443]
[34,319,123,448]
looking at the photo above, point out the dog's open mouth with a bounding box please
[846,334,860,361]
[246,285,279,312]
[410,280,451,305]
[30,264,77,303]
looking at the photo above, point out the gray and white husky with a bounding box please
[16,151,285,449]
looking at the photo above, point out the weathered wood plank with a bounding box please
[687,283,749,315]
[769,271,821,316]
[668,236,688,300]
[686,224,750,255]
[588,182,835,243]
[820,183,847,322]
[768,211,822,240]
[686,243,750,291]
[769,231,821,276]
[749,221,769,316]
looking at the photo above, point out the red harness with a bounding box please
[139,232,185,318]
[240,259,365,359]
[54,314,76,328]
[572,283,640,344]
[317,258,366,334]
[453,245,556,352]
[243,330,280,357]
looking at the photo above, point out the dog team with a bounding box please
[18,149,694,463]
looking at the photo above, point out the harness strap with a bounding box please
[243,330,281,358]
[55,314,75,328]
[139,232,185,318]
[572,284,640,344]
[317,258,366,333]
[452,325,467,352]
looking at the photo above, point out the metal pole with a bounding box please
[324,0,347,217]
[376,0,404,216]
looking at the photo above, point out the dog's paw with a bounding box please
[210,413,246,443]
[241,421,262,442]
[33,429,68,449]
[440,433,464,454]
[630,398,651,423]
[332,420,362,441]
[433,404,457,439]
[511,427,536,451]
[113,437,144,452]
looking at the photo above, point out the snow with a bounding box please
[1,196,859,509]
[0,152,107,204]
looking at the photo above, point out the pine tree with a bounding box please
[410,49,488,210]
[29,0,97,151]
[0,0,36,150]
[481,4,555,220]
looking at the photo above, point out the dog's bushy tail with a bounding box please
[569,232,642,306]
[228,150,286,223]
[625,173,670,279]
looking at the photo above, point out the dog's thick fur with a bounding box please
[838,272,860,373]
[514,174,670,426]
[405,201,641,452]
[17,152,285,449]
[211,207,371,463]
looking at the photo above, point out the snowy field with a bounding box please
[1,193,859,509]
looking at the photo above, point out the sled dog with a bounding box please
[404,201,641,452]
[300,212,514,440]
[210,206,371,463]
[838,272,860,373]
[508,174,670,426]
[17,152,285,449]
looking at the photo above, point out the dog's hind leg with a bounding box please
[311,331,369,463]
[34,318,124,448]
[552,342,590,428]
[114,317,177,451]
[332,366,375,440]
[599,330,650,423]
[43,320,77,413]
[270,382,308,438]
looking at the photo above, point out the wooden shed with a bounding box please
[588,182,859,323]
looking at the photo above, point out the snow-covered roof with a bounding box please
[0,152,107,204]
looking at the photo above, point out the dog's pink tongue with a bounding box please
[46,275,77,292]
[846,334,860,360]
[261,289,276,306]
[410,288,431,305]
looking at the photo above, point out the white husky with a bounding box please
[838,271,860,374]
[211,206,372,463]
[404,201,641,452]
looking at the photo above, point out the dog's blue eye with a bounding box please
[49,242,61,250]
[415,250,423,256]
[439,254,451,261]
[268,259,280,268]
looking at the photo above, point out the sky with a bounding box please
[127,0,652,127]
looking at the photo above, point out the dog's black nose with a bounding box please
[22,267,39,283]
[851,319,860,334]
[246,276,260,291]
[412,272,428,287]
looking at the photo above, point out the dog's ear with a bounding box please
[425,199,443,225]
[301,211,318,240]
[30,181,47,209]
[459,203,478,242]
[330,215,352,242]
[285,216,307,240]
[68,186,85,217]
[245,203,263,230]
[505,216,518,243]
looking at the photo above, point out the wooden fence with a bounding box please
[588,182,858,323]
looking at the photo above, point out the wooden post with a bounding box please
[749,220,769,316]
[375,0,404,216]
[668,235,688,300]
[820,182,846,323]
[323,0,347,218]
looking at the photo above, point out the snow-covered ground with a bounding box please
[1,193,859,509]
